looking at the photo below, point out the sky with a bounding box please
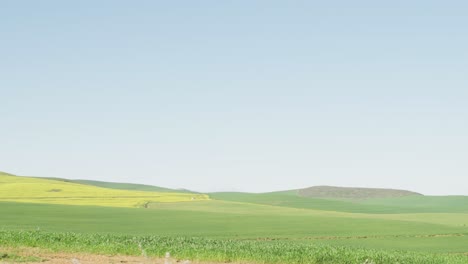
[1,1,467,195]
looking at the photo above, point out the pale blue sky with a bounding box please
[1,1,467,195]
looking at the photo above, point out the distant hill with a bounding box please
[0,171,15,176]
[71,179,196,193]
[296,186,422,200]
[5,171,195,194]
[35,177,186,193]
[71,179,173,192]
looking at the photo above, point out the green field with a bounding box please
[209,191,468,214]
[1,171,468,263]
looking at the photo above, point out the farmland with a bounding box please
[2,230,468,264]
[1,172,468,263]
[0,172,207,208]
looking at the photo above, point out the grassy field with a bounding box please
[2,201,466,241]
[0,172,207,207]
[1,230,468,264]
[209,191,468,214]
[1,172,468,263]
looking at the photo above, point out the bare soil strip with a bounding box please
[0,247,245,264]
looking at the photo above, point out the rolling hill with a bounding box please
[3,170,468,214]
[34,177,185,193]
[2,170,468,263]
[0,172,208,208]
[210,190,468,214]
[296,185,422,200]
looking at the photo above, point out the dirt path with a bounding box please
[0,247,239,264]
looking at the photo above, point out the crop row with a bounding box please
[2,230,468,263]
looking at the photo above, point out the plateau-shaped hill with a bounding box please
[0,172,208,208]
[296,186,422,200]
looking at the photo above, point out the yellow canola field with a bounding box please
[0,174,208,208]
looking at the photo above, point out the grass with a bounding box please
[149,199,468,228]
[1,201,468,253]
[0,173,208,208]
[209,192,408,213]
[1,230,468,264]
[209,191,468,214]
[362,195,468,213]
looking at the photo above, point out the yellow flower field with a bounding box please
[0,173,208,208]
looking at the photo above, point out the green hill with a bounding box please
[210,190,468,214]
[41,178,182,193]
[72,179,181,192]
[209,192,403,214]
[0,171,15,176]
[296,185,422,200]
[4,170,468,214]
